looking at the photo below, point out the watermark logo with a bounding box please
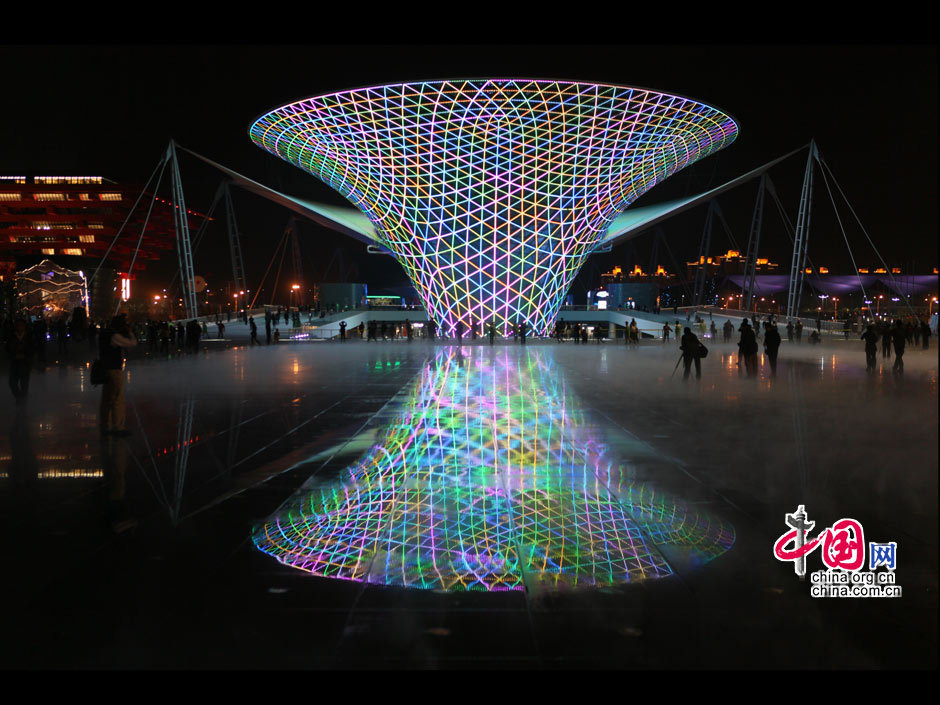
[869,542,897,570]
[773,505,901,598]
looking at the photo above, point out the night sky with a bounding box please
[2,44,936,299]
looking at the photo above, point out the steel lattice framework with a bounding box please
[250,79,738,335]
[253,348,734,591]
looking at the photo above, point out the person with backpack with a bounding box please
[861,324,879,372]
[764,321,782,377]
[738,319,759,377]
[680,325,704,380]
[98,314,137,436]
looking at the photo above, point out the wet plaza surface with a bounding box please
[1,335,937,669]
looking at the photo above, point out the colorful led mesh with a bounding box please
[253,348,734,591]
[249,79,738,336]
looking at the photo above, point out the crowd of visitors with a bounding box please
[860,317,931,373]
[2,303,935,413]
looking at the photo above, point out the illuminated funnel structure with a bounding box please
[253,348,734,591]
[250,80,738,335]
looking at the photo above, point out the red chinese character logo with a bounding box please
[820,518,865,570]
[774,506,866,576]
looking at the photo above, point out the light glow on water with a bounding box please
[253,347,734,591]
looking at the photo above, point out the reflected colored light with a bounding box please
[250,79,738,336]
[254,348,734,591]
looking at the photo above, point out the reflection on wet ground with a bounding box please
[0,339,936,668]
[254,347,733,591]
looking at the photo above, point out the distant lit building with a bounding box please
[0,175,206,319]
[685,249,780,279]
[592,264,680,310]
[601,264,679,285]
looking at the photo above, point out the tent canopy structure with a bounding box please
[181,147,379,246]
[183,145,808,255]
[180,139,930,320]
[599,145,807,248]
[724,274,938,298]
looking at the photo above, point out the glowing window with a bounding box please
[0,193,21,201]
[99,193,122,201]
[34,176,102,185]
[62,248,83,256]
[78,193,92,201]
[41,248,55,255]
[79,235,95,243]
[0,176,26,184]
[33,193,65,201]
[33,222,72,230]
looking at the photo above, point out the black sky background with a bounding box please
[2,44,936,301]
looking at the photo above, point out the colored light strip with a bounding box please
[250,80,737,336]
[253,348,734,591]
